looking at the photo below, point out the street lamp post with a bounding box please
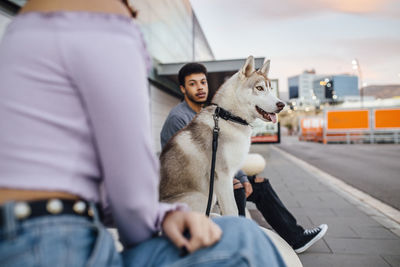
[352,59,364,107]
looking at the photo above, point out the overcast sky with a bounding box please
[190,0,400,97]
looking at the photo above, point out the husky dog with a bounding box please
[159,56,285,215]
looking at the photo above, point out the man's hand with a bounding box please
[162,210,222,254]
[242,181,253,198]
[233,178,243,189]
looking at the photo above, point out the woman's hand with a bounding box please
[162,210,222,254]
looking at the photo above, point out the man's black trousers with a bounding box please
[234,176,304,246]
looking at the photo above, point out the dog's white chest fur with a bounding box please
[218,120,252,173]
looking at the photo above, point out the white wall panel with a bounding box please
[149,85,180,153]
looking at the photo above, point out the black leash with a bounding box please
[205,107,220,216]
[205,105,249,216]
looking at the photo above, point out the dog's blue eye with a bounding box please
[256,86,264,91]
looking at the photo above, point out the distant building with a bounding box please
[288,70,322,105]
[313,75,359,103]
[288,76,299,99]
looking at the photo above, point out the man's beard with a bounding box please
[186,92,207,105]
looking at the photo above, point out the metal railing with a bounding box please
[323,130,400,144]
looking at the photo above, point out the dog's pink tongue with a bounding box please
[270,113,277,123]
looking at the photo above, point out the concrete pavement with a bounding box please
[278,136,400,210]
[248,144,400,267]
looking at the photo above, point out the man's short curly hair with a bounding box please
[178,63,207,87]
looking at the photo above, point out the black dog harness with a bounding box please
[205,105,249,216]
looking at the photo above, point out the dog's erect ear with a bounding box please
[259,59,270,77]
[241,56,255,77]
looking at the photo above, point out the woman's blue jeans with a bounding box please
[0,202,286,267]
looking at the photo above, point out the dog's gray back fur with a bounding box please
[159,112,213,200]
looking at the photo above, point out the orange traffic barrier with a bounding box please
[299,117,323,142]
[374,109,400,129]
[300,108,400,144]
[327,110,369,130]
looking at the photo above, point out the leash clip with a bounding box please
[213,113,220,133]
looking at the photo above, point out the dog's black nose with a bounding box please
[276,101,285,111]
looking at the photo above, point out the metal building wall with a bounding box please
[134,0,214,63]
[332,75,359,99]
[133,0,214,152]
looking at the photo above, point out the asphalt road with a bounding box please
[276,136,400,210]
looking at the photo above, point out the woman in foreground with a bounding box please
[0,0,285,266]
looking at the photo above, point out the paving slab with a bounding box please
[288,207,337,218]
[299,253,391,267]
[350,225,399,239]
[382,255,400,267]
[332,207,372,217]
[326,237,400,255]
[309,216,382,227]
[323,224,359,239]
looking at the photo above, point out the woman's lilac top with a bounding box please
[0,12,185,246]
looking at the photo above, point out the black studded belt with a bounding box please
[0,199,95,227]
